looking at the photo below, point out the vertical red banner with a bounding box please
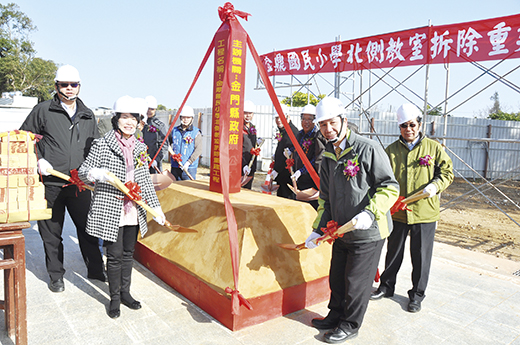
[210,20,247,194]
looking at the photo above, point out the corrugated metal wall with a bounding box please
[157,108,520,180]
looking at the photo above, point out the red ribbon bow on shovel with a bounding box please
[285,158,295,171]
[64,169,88,192]
[124,181,142,202]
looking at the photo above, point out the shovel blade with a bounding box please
[240,176,253,186]
[276,242,306,251]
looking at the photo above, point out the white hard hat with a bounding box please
[244,100,255,113]
[145,95,158,109]
[275,103,289,118]
[301,104,316,116]
[113,95,138,114]
[315,97,344,123]
[180,105,195,117]
[55,65,81,82]
[134,97,148,121]
[396,103,422,125]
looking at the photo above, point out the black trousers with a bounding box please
[39,185,104,281]
[378,221,436,301]
[105,225,139,302]
[275,174,293,199]
[327,239,384,332]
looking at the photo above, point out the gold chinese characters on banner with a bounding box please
[0,131,52,223]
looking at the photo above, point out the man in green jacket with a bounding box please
[371,103,454,313]
[306,97,399,343]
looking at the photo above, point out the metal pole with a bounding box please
[422,20,432,134]
[442,62,450,146]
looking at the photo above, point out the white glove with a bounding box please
[291,170,302,181]
[423,183,438,198]
[243,165,251,176]
[271,170,278,180]
[182,161,190,171]
[152,207,166,225]
[305,232,322,249]
[353,210,373,230]
[37,158,53,176]
[151,160,158,168]
[87,168,113,183]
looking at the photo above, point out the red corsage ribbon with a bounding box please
[124,181,142,202]
[225,287,253,315]
[64,169,88,192]
[285,158,295,171]
[390,196,411,215]
[321,220,344,244]
[250,147,261,156]
[218,2,251,22]
[171,153,182,164]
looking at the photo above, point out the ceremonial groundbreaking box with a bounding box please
[0,131,52,223]
[135,180,332,330]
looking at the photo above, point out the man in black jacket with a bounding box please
[271,104,299,198]
[142,95,168,174]
[20,65,105,293]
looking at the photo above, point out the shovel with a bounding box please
[47,168,94,191]
[277,219,357,251]
[168,146,194,180]
[241,138,265,186]
[105,171,197,233]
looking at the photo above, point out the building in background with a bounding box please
[0,92,38,132]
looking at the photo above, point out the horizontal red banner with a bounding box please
[260,13,520,75]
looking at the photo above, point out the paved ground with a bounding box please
[1,213,519,345]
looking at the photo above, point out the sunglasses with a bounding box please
[400,122,418,129]
[57,82,79,88]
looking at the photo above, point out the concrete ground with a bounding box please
[1,213,519,345]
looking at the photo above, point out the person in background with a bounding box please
[241,100,258,189]
[291,104,326,209]
[142,95,167,174]
[371,103,453,313]
[79,95,166,319]
[170,105,202,180]
[20,64,105,293]
[271,104,299,198]
[306,97,399,343]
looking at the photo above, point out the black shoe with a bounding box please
[48,278,65,293]
[108,308,120,319]
[324,325,358,344]
[121,298,142,310]
[408,299,421,313]
[370,289,393,300]
[311,315,340,330]
[87,271,107,282]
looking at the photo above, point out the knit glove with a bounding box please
[87,168,113,183]
[305,232,321,249]
[152,207,166,226]
[353,210,373,230]
[37,158,53,176]
[423,184,438,198]
[271,170,279,180]
[243,165,251,176]
[291,170,302,181]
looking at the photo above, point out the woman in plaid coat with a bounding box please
[79,96,165,319]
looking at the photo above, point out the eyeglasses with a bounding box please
[400,122,418,129]
[57,82,79,88]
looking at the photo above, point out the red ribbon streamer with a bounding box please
[218,2,250,22]
[124,181,142,202]
[285,158,295,171]
[250,147,261,156]
[225,287,253,312]
[390,196,411,215]
[63,169,87,192]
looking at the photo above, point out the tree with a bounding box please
[486,92,520,121]
[0,3,57,102]
[281,91,325,107]
[157,104,167,111]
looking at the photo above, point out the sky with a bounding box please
[10,0,520,116]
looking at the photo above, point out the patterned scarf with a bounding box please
[114,131,136,212]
